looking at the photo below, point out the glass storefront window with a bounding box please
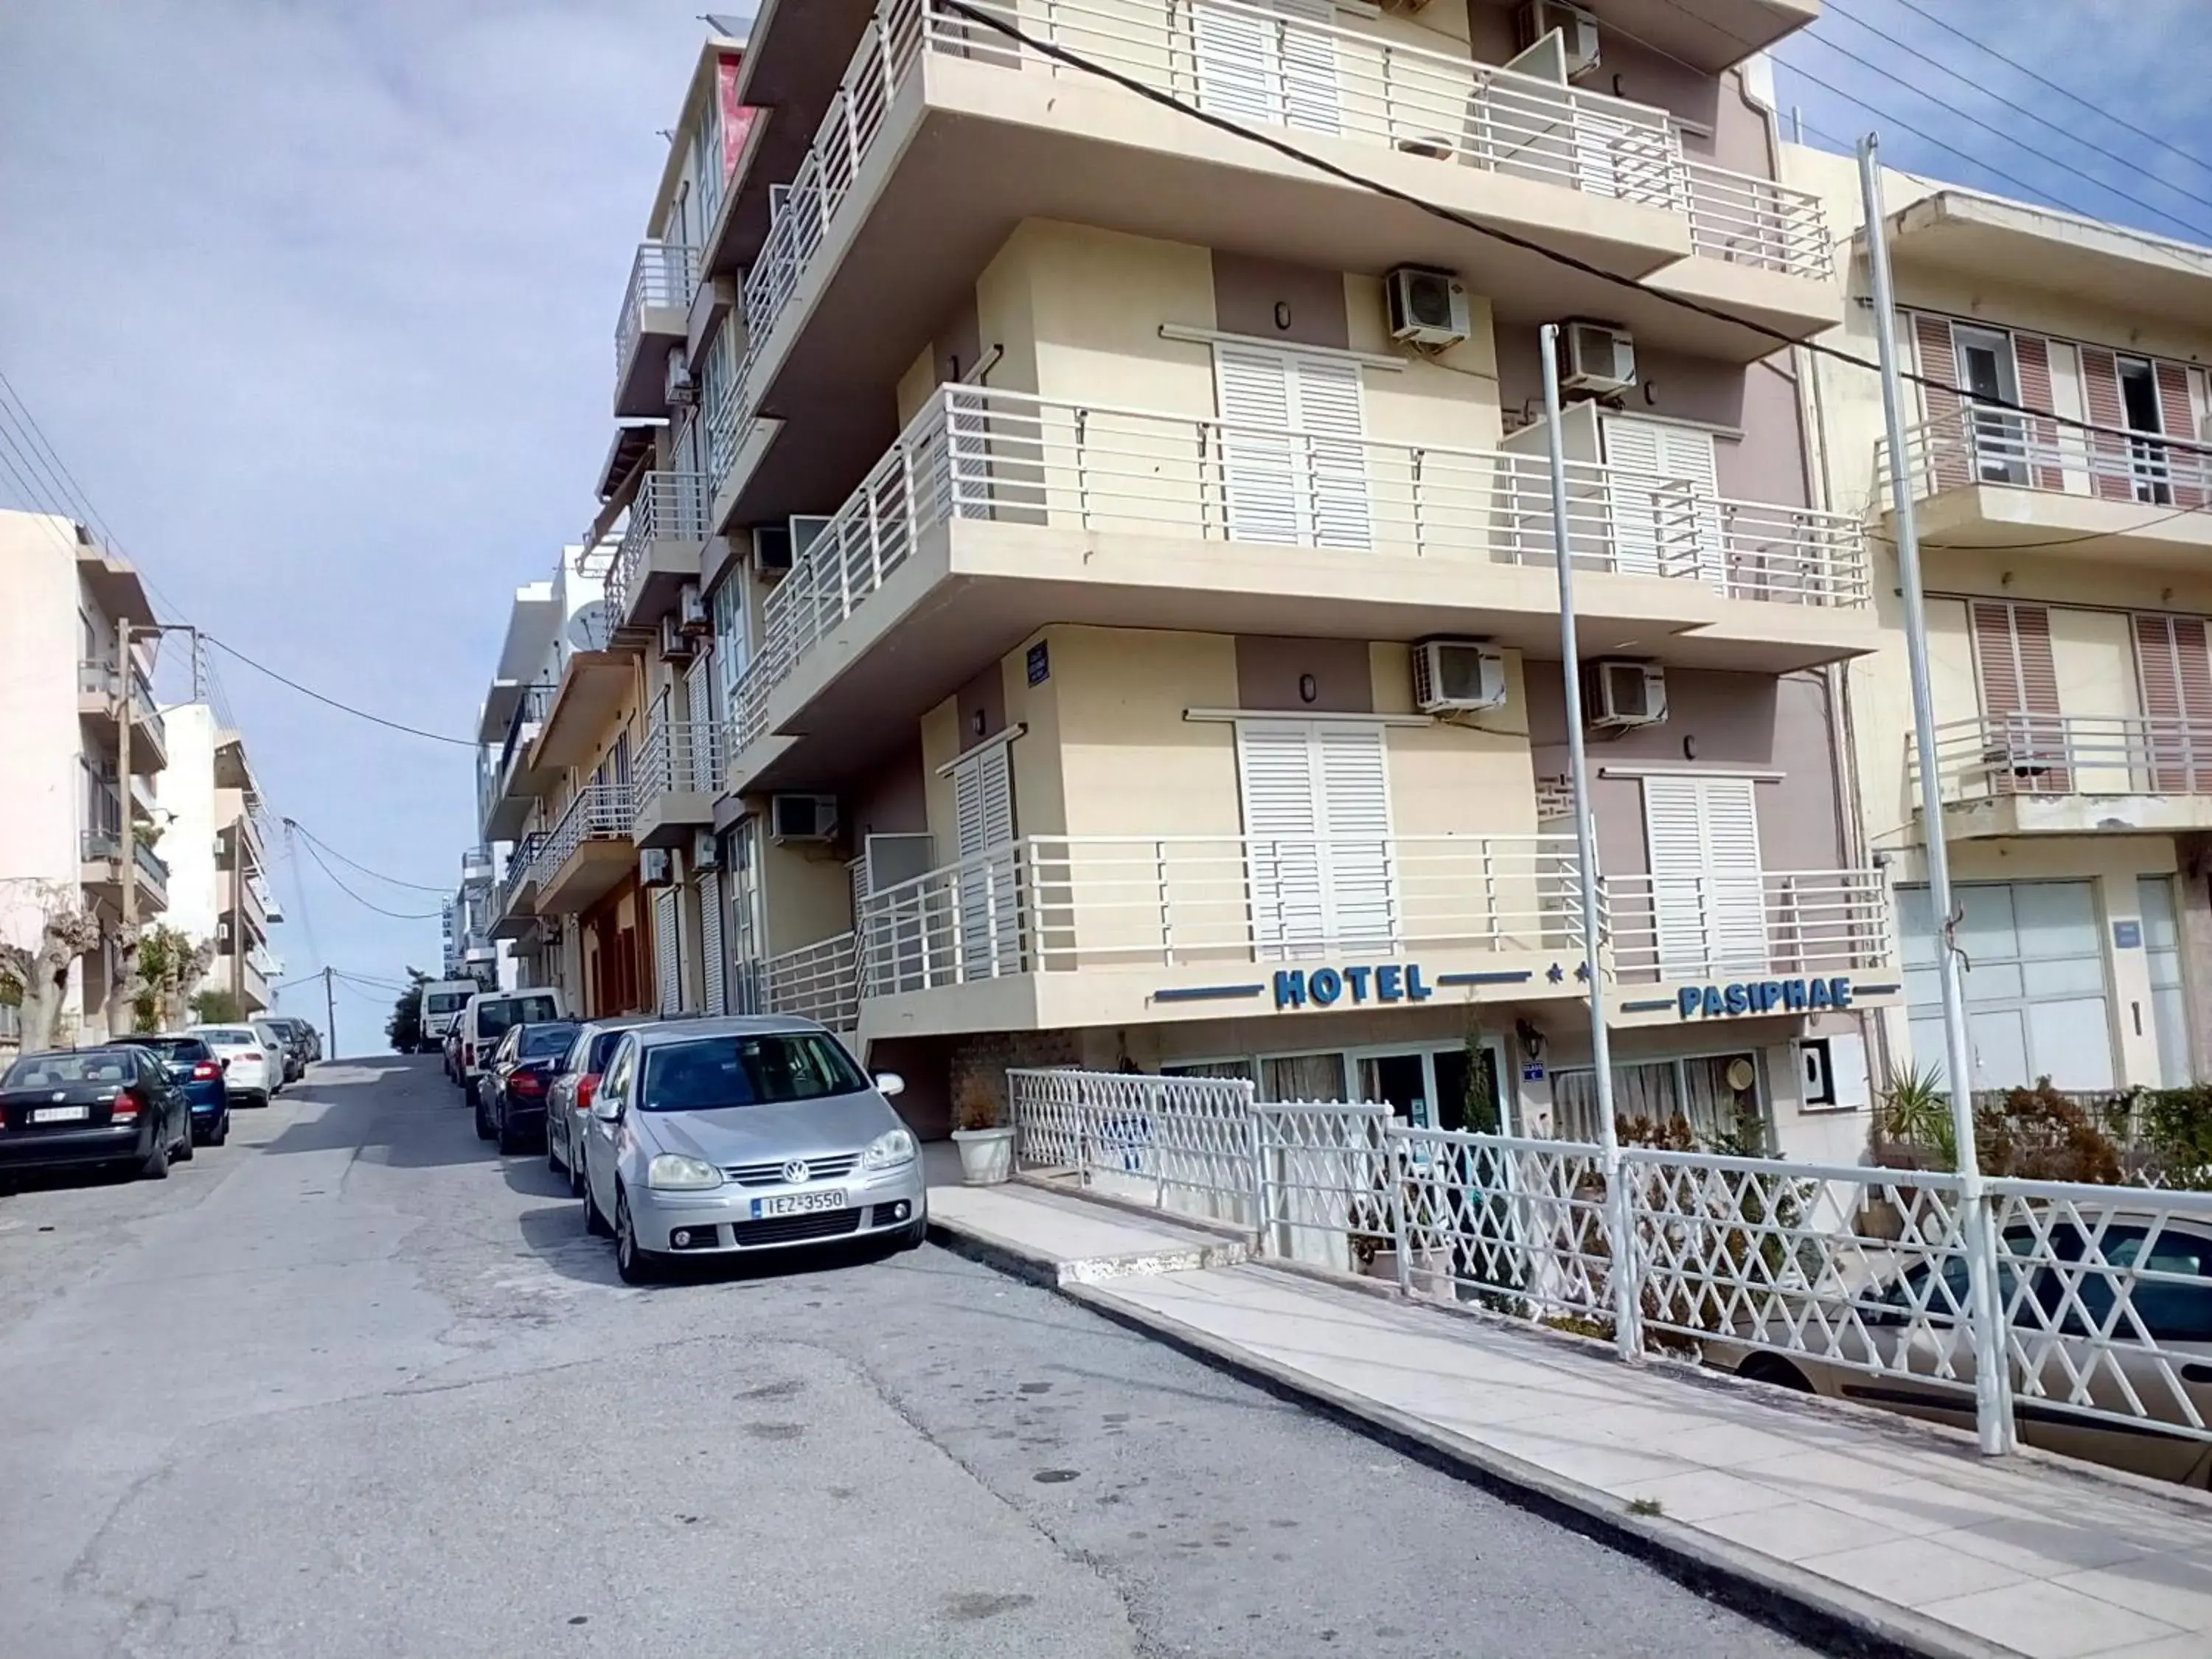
[1551,1053,1764,1148]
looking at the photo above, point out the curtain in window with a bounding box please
[1261,1052,1346,1102]
[1164,1059,1254,1082]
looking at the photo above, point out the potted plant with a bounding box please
[950,1074,1015,1186]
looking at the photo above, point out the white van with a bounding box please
[454,987,566,1102]
[417,980,481,1054]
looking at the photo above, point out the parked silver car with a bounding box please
[546,1016,661,1197]
[579,1017,924,1284]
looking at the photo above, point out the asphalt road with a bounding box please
[0,1056,1820,1658]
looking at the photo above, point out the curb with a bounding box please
[930,1213,2019,1659]
[925,1214,1248,1287]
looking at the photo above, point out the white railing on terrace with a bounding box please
[720,0,1832,498]
[1879,405,2212,512]
[1602,867,1890,984]
[605,472,710,621]
[615,240,700,375]
[501,831,544,914]
[535,783,635,883]
[762,933,860,1032]
[635,719,726,815]
[1915,713,2212,805]
[1015,1067,2212,1464]
[728,383,1869,751]
[858,832,1588,997]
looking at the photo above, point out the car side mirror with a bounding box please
[591,1094,625,1122]
[874,1071,905,1099]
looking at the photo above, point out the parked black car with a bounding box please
[0,1046,195,1182]
[477,1020,581,1154]
[262,1018,318,1079]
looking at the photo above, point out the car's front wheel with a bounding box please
[614,1189,661,1285]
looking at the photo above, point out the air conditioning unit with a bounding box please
[658,613,696,663]
[771,793,838,844]
[664,348,698,407]
[1584,659,1668,731]
[1385,267,1470,349]
[1557,320,1637,398]
[1413,640,1507,713]
[1514,1,1601,80]
[754,523,792,571]
[677,582,709,636]
[692,828,721,871]
[639,847,674,886]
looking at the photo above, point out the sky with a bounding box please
[0,0,2206,1046]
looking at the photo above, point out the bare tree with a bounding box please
[0,882,105,1054]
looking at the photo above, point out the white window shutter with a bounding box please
[1237,720,1394,957]
[698,869,726,1016]
[1314,723,1395,950]
[1214,346,1301,546]
[653,887,682,1015]
[1292,355,1371,551]
[1642,775,1765,978]
[1192,0,1340,133]
[953,741,1019,977]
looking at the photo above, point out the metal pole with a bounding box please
[324,965,338,1062]
[1860,136,2012,1456]
[116,617,136,1037]
[1539,324,1637,1362]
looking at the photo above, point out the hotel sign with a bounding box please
[1678,976,1853,1020]
[1273,964,1434,1011]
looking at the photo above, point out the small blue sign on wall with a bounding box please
[2114,919,2143,949]
[1677,976,1854,1020]
[1273,964,1433,1010]
[1026,641,1050,686]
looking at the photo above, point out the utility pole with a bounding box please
[230,829,245,1005]
[1860,136,2011,1456]
[1538,321,1635,1361]
[324,965,338,1062]
[115,616,135,1037]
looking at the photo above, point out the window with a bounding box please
[1551,1053,1764,1146]
[1164,1059,1256,1083]
[1192,0,1339,135]
[1236,720,1394,957]
[639,1032,869,1110]
[519,1023,581,1062]
[2039,1226,2212,1343]
[711,574,748,728]
[4,1050,141,1088]
[1601,416,1722,581]
[1260,1051,1349,1103]
[602,1038,636,1105]
[1212,344,1369,549]
[1640,775,1764,978]
[475,995,560,1039]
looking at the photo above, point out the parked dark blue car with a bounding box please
[128,1035,232,1147]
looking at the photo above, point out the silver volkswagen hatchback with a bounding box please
[580,1017,925,1284]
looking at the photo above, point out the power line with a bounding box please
[1870,0,2212,182]
[1783,17,2212,240]
[1823,0,2212,226]
[201,636,476,748]
[282,819,455,894]
[292,833,446,921]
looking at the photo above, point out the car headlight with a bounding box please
[646,1154,723,1191]
[861,1127,917,1170]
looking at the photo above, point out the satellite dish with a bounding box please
[566,602,610,653]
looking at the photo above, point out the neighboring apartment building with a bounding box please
[442,846,502,985]
[1788,145,2212,1096]
[156,703,282,1014]
[0,508,170,1044]
[488,1,1903,1153]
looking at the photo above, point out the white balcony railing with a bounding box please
[536,783,636,884]
[1880,406,2212,512]
[635,719,726,817]
[858,832,1589,998]
[717,0,1832,506]
[1916,713,2212,805]
[1601,867,1891,985]
[615,240,700,376]
[762,933,860,1032]
[605,472,710,621]
[501,830,544,916]
[730,383,1870,752]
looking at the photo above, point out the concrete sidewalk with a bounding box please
[928,1178,2212,1659]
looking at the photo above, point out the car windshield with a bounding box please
[130,1037,210,1062]
[4,1051,137,1088]
[519,1023,580,1061]
[199,1028,257,1046]
[639,1032,869,1112]
[477,995,557,1038]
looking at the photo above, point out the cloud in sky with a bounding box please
[0,0,712,1037]
[1772,0,2212,243]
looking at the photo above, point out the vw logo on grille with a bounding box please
[782,1159,811,1184]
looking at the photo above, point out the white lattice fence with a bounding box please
[1007,1068,1259,1228]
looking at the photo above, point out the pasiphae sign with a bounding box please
[1679,976,1853,1020]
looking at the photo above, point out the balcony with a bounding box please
[486,684,556,841]
[729,383,1872,791]
[76,661,168,773]
[535,785,639,916]
[1912,714,2212,839]
[1878,407,2212,569]
[215,945,274,1013]
[710,0,1836,527]
[633,720,725,847]
[462,846,495,886]
[605,472,711,638]
[854,832,1587,1040]
[762,933,860,1034]
[79,828,170,916]
[492,830,545,940]
[614,240,700,417]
